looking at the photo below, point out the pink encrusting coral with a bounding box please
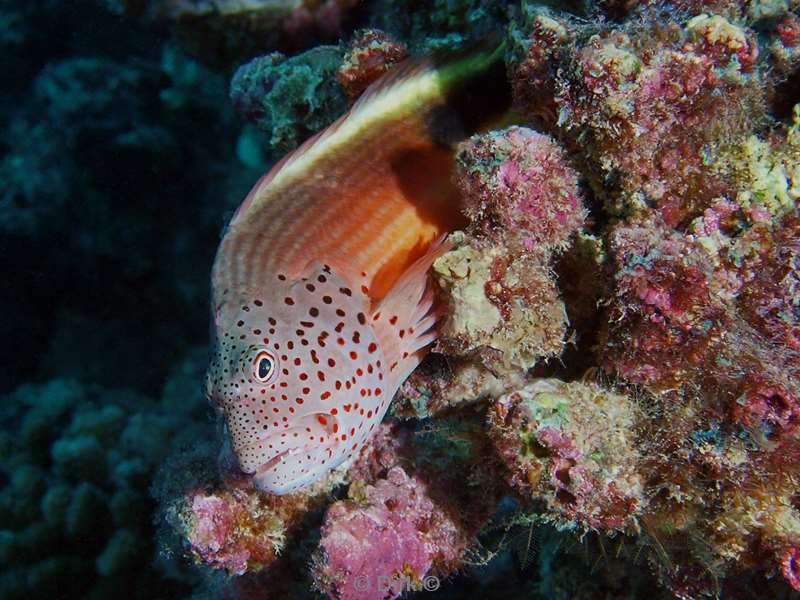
[419,126,587,411]
[597,207,800,593]
[180,473,337,576]
[517,9,768,227]
[601,212,800,439]
[336,29,408,101]
[487,379,644,531]
[155,1,800,597]
[313,420,499,599]
[314,467,445,600]
[455,126,586,250]
[183,487,286,575]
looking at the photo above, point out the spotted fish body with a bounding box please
[206,45,505,494]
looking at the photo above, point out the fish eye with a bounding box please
[253,350,276,383]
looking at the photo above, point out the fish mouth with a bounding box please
[252,441,335,495]
[256,446,296,473]
[233,411,341,493]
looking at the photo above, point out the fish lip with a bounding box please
[255,446,297,475]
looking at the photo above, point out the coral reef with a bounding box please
[315,466,463,599]
[5,0,800,599]
[230,45,347,151]
[336,29,408,100]
[487,378,644,531]
[408,126,586,414]
[511,6,767,227]
[0,352,208,599]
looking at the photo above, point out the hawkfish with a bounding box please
[206,44,507,494]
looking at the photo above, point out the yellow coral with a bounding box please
[434,235,568,371]
[687,14,748,50]
[715,109,800,217]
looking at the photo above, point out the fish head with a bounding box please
[206,265,388,494]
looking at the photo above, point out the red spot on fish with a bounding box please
[350,351,358,360]
[295,398,304,405]
[317,371,326,381]
[323,295,332,304]
[317,415,328,426]
[343,404,351,412]
[284,297,294,305]
[321,391,331,400]
[368,342,377,353]
[309,307,319,317]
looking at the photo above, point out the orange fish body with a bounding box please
[206,46,504,494]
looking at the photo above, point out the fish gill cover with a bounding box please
[1,1,800,599]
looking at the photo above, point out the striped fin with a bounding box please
[213,43,505,307]
[371,236,453,389]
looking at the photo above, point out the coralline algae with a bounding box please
[168,3,800,597]
[4,1,800,599]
